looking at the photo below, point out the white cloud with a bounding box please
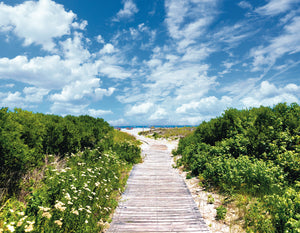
[1,91,24,108]
[0,83,15,88]
[72,20,88,30]
[95,87,115,100]
[0,86,49,109]
[114,0,138,21]
[23,87,49,102]
[96,35,105,44]
[238,1,253,10]
[236,81,299,108]
[164,0,217,49]
[108,118,127,126]
[50,102,88,116]
[251,16,300,71]
[149,107,167,120]
[177,116,209,126]
[87,109,112,117]
[126,102,154,115]
[99,43,117,54]
[96,56,132,79]
[176,96,232,114]
[0,55,72,89]
[60,32,91,64]
[255,0,300,16]
[50,78,100,102]
[0,0,76,51]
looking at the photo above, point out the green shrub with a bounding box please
[173,103,300,232]
[216,205,227,220]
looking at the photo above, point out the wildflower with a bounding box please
[67,201,73,205]
[42,212,52,219]
[26,221,35,225]
[9,209,14,213]
[54,201,66,212]
[85,220,88,224]
[7,224,15,232]
[86,209,91,214]
[17,211,25,216]
[38,206,51,212]
[65,193,71,200]
[54,220,63,227]
[95,182,100,187]
[71,209,79,215]
[24,224,34,232]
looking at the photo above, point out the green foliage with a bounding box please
[207,194,214,204]
[138,127,195,140]
[216,205,227,220]
[0,107,142,232]
[174,103,300,232]
[0,149,131,232]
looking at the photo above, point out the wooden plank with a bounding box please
[108,139,210,233]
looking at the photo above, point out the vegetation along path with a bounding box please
[108,129,209,232]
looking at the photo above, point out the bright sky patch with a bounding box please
[0,0,299,125]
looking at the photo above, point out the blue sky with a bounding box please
[0,0,299,126]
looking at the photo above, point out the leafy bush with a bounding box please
[173,103,300,232]
[0,107,142,232]
[216,205,227,220]
[0,149,131,232]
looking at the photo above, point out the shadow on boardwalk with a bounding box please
[108,133,210,233]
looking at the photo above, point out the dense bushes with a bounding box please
[174,103,300,232]
[0,107,142,232]
[1,149,130,232]
[0,108,113,196]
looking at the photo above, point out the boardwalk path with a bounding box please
[108,130,210,233]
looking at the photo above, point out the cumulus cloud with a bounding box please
[23,87,49,102]
[50,78,101,102]
[0,55,72,89]
[241,81,299,107]
[114,0,138,21]
[176,96,232,115]
[126,102,154,116]
[149,107,167,120]
[99,43,117,54]
[0,86,49,109]
[96,35,105,44]
[0,0,76,51]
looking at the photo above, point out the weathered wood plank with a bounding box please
[108,138,210,232]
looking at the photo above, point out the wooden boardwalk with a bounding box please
[108,137,210,233]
